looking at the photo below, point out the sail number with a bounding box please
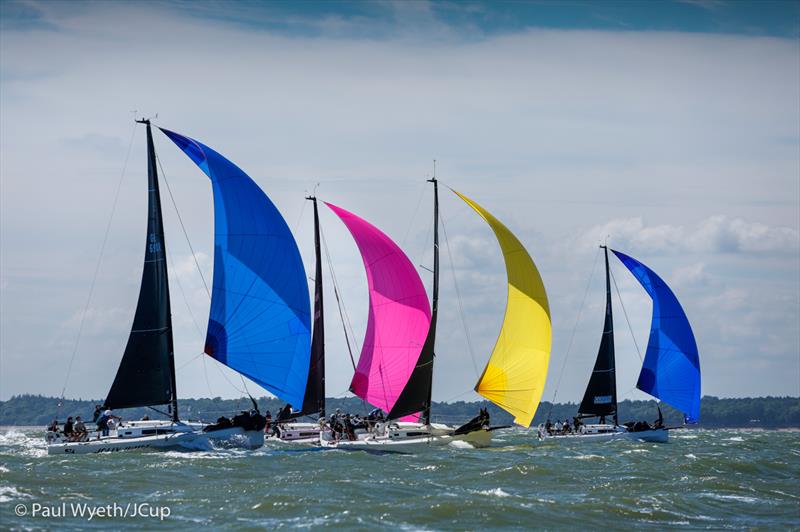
[149,233,162,253]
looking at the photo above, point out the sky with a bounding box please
[1,0,798,408]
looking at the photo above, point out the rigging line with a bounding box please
[400,179,427,248]
[201,353,213,399]
[378,365,391,419]
[147,406,173,419]
[439,214,480,378]
[328,233,356,343]
[176,352,206,372]
[154,152,211,300]
[339,278,360,360]
[156,151,215,400]
[239,374,252,400]
[167,243,214,397]
[547,247,601,417]
[418,208,434,277]
[320,223,358,372]
[164,241,216,406]
[165,247,204,340]
[609,265,644,363]
[211,358,247,395]
[58,122,137,408]
[441,388,477,404]
[320,215,359,352]
[293,195,308,233]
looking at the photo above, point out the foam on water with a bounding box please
[571,453,603,460]
[0,428,797,529]
[475,487,513,498]
[0,485,31,503]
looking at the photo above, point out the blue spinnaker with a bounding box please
[611,250,701,422]
[161,128,311,408]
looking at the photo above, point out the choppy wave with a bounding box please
[0,428,798,529]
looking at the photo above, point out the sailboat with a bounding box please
[270,192,439,446]
[316,178,552,450]
[47,120,312,454]
[266,195,329,443]
[537,246,701,443]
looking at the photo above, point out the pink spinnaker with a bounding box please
[326,203,431,421]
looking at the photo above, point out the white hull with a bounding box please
[537,424,669,443]
[47,419,264,454]
[267,422,321,444]
[47,431,212,455]
[319,422,492,451]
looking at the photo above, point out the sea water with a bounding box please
[1,427,798,529]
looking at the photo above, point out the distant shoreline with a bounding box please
[2,394,798,429]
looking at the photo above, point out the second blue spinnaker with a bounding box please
[611,249,701,422]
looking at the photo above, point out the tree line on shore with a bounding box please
[1,394,797,428]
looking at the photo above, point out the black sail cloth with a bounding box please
[104,122,177,417]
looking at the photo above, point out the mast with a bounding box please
[423,169,439,424]
[104,119,179,422]
[144,119,179,422]
[301,195,325,417]
[608,246,617,426]
[578,245,617,425]
[385,166,439,423]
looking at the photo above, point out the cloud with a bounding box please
[59,306,130,338]
[671,262,709,287]
[693,216,800,253]
[578,216,799,255]
[0,4,797,402]
[170,251,211,282]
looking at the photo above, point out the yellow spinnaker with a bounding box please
[453,190,552,427]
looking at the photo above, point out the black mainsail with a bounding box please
[578,245,617,424]
[388,176,439,423]
[104,120,178,421]
[300,196,325,417]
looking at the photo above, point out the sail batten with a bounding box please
[611,249,701,422]
[325,202,431,419]
[453,190,551,427]
[104,121,176,416]
[161,128,311,409]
